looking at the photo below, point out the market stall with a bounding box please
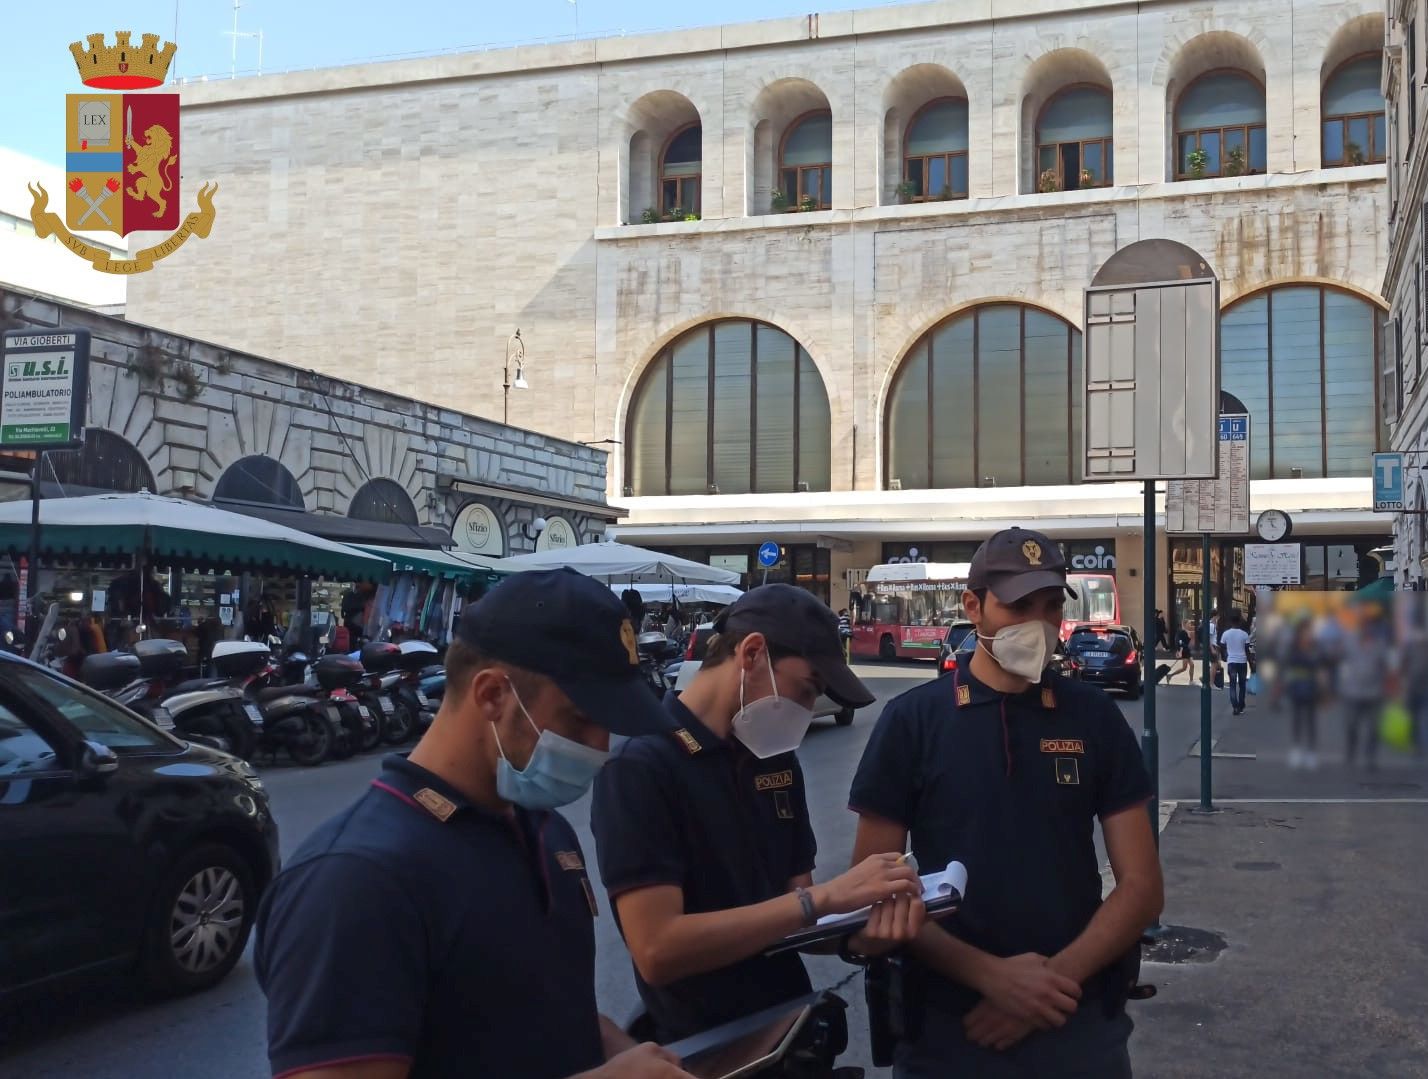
[350,544,508,646]
[0,492,391,667]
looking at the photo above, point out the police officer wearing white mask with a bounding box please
[849,528,1164,1077]
[592,585,926,1047]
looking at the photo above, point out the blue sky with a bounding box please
[5,0,907,167]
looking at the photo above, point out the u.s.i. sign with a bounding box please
[1,330,90,449]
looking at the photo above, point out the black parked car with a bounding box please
[1064,625,1144,699]
[935,621,978,676]
[0,652,279,1003]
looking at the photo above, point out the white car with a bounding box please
[670,624,857,726]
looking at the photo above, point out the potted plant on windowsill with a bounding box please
[1224,146,1247,177]
[799,194,818,212]
[1038,169,1061,193]
[640,207,659,224]
[937,185,954,201]
[1345,141,1365,166]
[1078,167,1095,189]
[895,180,917,204]
[1187,148,1209,180]
[771,189,789,213]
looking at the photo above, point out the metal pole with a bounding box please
[27,451,44,612]
[1142,481,1158,843]
[1200,532,1213,810]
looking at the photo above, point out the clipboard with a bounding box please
[763,860,967,956]
[663,991,822,1079]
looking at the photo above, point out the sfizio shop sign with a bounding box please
[1,330,90,449]
[452,501,506,557]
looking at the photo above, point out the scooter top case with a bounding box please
[212,639,274,679]
[397,639,439,673]
[360,641,402,675]
[314,653,365,691]
[80,651,142,691]
[134,638,188,681]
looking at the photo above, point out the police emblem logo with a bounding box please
[1041,738,1085,755]
[27,30,218,275]
[1041,687,1056,710]
[1022,540,1043,566]
[414,787,458,821]
[620,619,639,666]
[555,851,585,872]
[1055,757,1081,785]
[674,728,702,755]
[956,683,971,707]
[774,791,794,820]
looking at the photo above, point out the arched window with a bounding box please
[779,112,832,210]
[44,428,155,493]
[886,305,1083,490]
[1322,55,1386,166]
[903,98,968,201]
[213,455,304,508]
[1175,71,1266,179]
[660,124,701,217]
[626,320,831,496]
[1036,86,1113,191]
[1221,285,1385,479]
[349,478,418,525]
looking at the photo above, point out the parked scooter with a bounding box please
[357,642,418,745]
[79,643,260,760]
[396,640,440,734]
[635,631,681,696]
[211,640,338,766]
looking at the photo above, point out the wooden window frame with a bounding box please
[1173,69,1267,180]
[778,109,833,211]
[1034,84,1115,190]
[902,97,970,201]
[658,122,702,218]
[1321,53,1388,167]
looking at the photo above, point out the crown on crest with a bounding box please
[69,31,177,90]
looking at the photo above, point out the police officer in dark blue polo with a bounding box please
[591,585,926,1048]
[849,527,1164,1078]
[254,569,696,1079]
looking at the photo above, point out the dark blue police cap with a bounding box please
[455,568,675,737]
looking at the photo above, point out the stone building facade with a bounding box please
[125,0,1391,625]
[0,286,618,555]
[1383,0,1428,587]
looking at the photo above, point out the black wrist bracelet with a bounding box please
[838,935,874,966]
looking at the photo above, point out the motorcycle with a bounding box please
[212,640,338,767]
[311,653,377,753]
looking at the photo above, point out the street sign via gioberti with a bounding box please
[1166,414,1251,535]
[1,329,89,449]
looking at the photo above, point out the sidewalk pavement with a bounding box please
[1130,801,1428,1078]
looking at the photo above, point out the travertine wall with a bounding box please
[125,0,1387,499]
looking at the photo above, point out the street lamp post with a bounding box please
[502,330,527,425]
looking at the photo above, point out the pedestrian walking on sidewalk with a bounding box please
[253,570,693,1079]
[1168,619,1195,684]
[1284,620,1321,770]
[1220,614,1252,716]
[1339,607,1394,770]
[848,527,1163,1078]
[1154,610,1169,654]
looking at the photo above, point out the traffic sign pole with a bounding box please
[1200,531,1213,811]
[1142,482,1159,848]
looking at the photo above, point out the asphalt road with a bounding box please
[2,662,1423,1078]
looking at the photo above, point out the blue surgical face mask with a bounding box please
[493,681,608,810]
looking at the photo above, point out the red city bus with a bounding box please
[850,563,970,661]
[1063,572,1121,639]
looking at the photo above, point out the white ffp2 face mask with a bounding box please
[732,653,814,759]
[977,620,1061,682]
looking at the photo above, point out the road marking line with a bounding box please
[1187,736,1256,760]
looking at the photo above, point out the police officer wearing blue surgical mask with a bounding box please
[255,569,696,1079]
[849,528,1164,1078]
[591,584,927,1047]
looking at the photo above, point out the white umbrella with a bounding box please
[493,540,739,585]
[607,582,743,606]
